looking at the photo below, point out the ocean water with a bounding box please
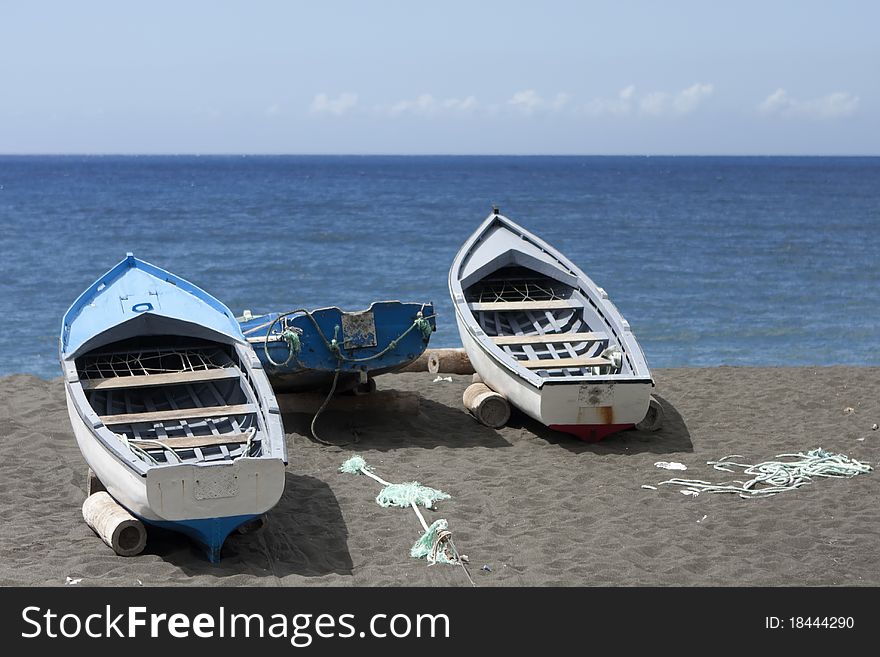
[1,155,878,379]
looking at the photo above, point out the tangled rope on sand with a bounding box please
[658,448,872,499]
[339,456,475,585]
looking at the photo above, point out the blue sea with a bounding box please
[1,155,878,379]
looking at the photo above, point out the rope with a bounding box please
[658,448,872,499]
[263,323,303,367]
[414,315,434,341]
[410,498,431,532]
[117,433,160,465]
[309,366,346,446]
[262,306,434,446]
[339,456,475,586]
[447,536,475,587]
[242,427,258,456]
[262,306,435,368]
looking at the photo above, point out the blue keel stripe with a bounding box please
[142,514,259,563]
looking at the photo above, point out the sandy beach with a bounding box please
[0,367,877,587]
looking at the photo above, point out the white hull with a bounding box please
[456,314,652,437]
[66,391,285,523]
[449,212,656,441]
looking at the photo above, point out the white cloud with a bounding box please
[582,85,636,116]
[580,83,712,117]
[265,103,281,116]
[508,89,542,114]
[382,94,479,117]
[758,89,789,114]
[388,93,436,116]
[638,91,668,116]
[309,85,718,121]
[309,92,358,116]
[508,90,570,115]
[639,83,714,116]
[758,88,859,119]
[551,93,571,110]
[673,83,714,113]
[442,96,478,112]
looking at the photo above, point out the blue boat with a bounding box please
[60,254,288,563]
[238,301,436,393]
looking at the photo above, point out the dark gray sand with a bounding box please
[1,368,877,586]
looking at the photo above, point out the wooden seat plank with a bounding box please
[491,332,606,346]
[82,368,240,391]
[100,403,256,425]
[468,299,579,312]
[133,433,252,449]
[518,357,613,369]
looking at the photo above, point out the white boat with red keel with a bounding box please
[449,209,660,441]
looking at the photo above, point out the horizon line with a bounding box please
[1,152,879,158]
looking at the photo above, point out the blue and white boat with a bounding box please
[238,301,436,393]
[60,254,287,562]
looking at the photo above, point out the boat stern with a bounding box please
[542,379,653,442]
[145,458,285,520]
[143,457,285,561]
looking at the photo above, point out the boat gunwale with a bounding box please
[61,254,246,360]
[449,212,653,388]
[238,299,436,332]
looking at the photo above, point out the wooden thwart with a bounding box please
[491,331,606,346]
[519,356,612,369]
[100,403,256,425]
[82,367,240,391]
[133,433,251,449]
[468,299,579,312]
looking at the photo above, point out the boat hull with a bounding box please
[66,390,286,561]
[456,316,651,441]
[241,301,435,393]
[143,515,259,563]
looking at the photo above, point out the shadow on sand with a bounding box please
[142,472,352,579]
[281,397,511,450]
[505,393,693,455]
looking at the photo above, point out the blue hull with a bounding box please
[239,301,435,393]
[142,514,259,563]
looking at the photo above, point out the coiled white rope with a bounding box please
[658,448,871,499]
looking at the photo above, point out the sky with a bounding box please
[0,1,877,154]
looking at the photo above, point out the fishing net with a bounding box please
[410,518,458,565]
[376,482,450,510]
[339,455,467,572]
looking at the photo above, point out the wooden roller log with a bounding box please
[398,348,475,374]
[277,389,420,415]
[427,348,475,375]
[635,395,664,432]
[82,492,147,557]
[397,351,432,373]
[463,382,510,429]
[472,372,483,384]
